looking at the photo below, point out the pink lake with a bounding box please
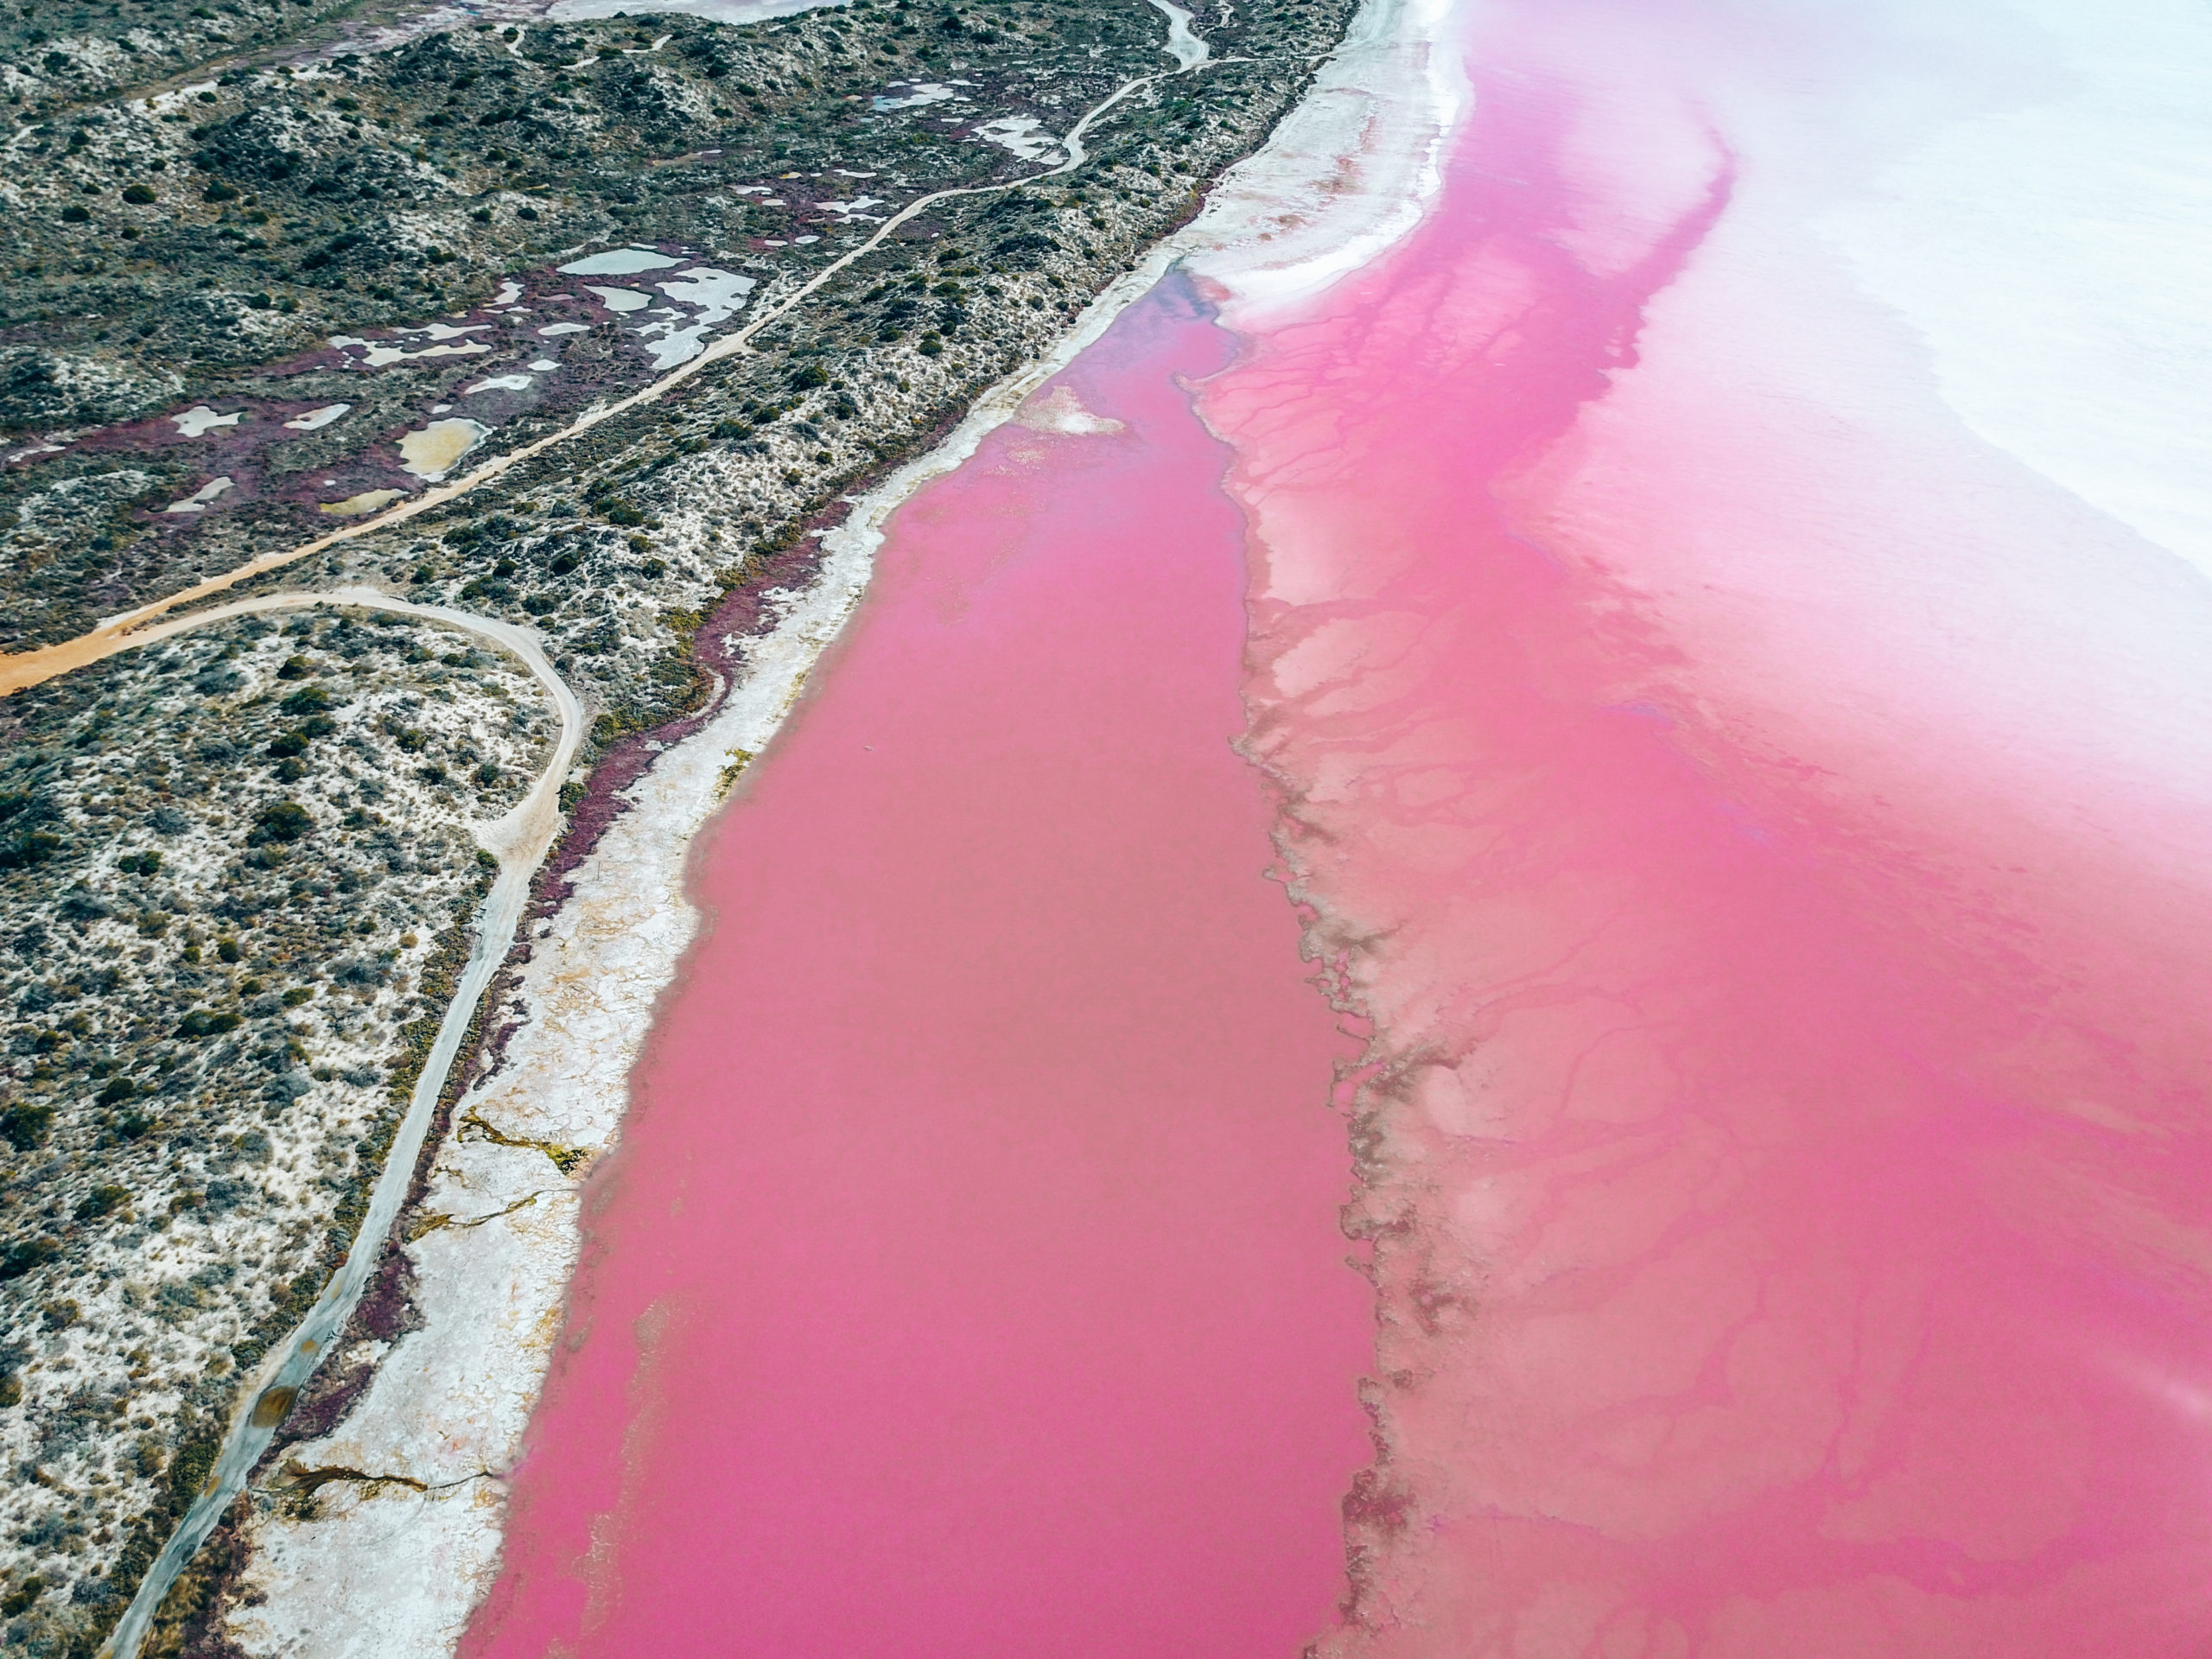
[1198,1,2212,1652]
[459,1,2212,1650]
[462,283,1373,1659]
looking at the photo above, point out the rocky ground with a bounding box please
[0,0,1362,1649]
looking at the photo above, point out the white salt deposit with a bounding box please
[162,476,234,512]
[657,269,755,311]
[558,248,682,276]
[332,331,495,368]
[584,284,654,312]
[972,116,1064,160]
[375,342,490,365]
[170,406,241,436]
[873,80,969,111]
[283,404,352,431]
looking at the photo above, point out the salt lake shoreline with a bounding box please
[207,0,1467,1649]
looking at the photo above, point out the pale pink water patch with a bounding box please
[462,284,1372,1659]
[1197,1,2212,1653]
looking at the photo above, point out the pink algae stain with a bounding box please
[1198,12,2212,1659]
[462,283,1373,1659]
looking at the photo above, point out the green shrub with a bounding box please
[77,1185,130,1220]
[0,1236,60,1281]
[0,1103,54,1151]
[254,801,313,842]
[175,1008,244,1039]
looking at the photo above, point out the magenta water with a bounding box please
[1194,1,2212,1653]
[461,284,1372,1659]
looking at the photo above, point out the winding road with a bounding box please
[97,588,581,1659]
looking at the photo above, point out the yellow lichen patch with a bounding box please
[458,1109,589,1175]
[250,1386,299,1428]
[397,417,492,480]
[715,748,755,799]
[319,488,407,518]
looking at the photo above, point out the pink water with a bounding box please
[468,3,2212,1652]
[1194,2,2212,1653]
[462,286,1372,1659]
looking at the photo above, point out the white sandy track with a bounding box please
[99,589,581,1659]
